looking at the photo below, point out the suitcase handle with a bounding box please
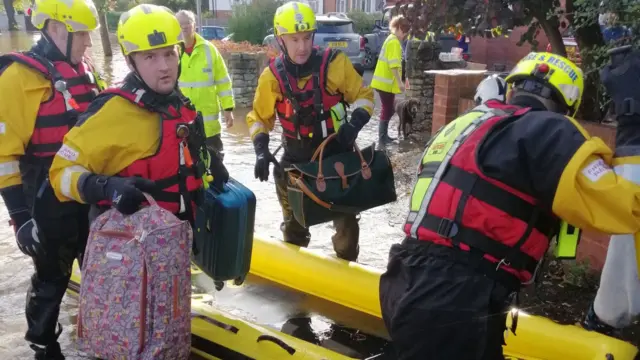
[256,334,296,355]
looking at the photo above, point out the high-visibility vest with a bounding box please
[371,34,402,94]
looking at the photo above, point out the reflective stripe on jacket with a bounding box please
[179,33,234,138]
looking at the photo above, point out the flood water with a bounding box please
[0,31,425,359]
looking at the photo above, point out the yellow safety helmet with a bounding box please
[506,52,584,116]
[117,4,184,57]
[273,1,317,36]
[30,0,99,32]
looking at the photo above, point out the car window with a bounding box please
[215,28,226,38]
[317,21,354,33]
[201,27,216,39]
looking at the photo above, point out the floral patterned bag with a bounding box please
[77,193,192,360]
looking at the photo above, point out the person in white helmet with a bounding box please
[474,73,508,105]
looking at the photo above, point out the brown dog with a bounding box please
[395,98,419,140]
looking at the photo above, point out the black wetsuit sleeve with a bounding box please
[476,110,587,209]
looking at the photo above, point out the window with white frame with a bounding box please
[336,0,346,12]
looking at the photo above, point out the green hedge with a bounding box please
[228,0,283,45]
[347,10,381,35]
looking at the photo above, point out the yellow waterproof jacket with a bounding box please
[246,51,374,140]
[0,63,52,189]
[49,95,166,203]
[371,34,402,94]
[180,33,234,138]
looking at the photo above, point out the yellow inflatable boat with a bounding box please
[249,235,639,360]
[66,234,639,360]
[67,262,375,359]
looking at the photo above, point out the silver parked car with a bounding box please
[263,13,365,66]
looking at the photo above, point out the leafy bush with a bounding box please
[227,0,283,45]
[347,10,381,35]
[210,40,278,61]
[210,40,267,54]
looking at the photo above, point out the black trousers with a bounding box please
[379,241,516,360]
[24,178,90,346]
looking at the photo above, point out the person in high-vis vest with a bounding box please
[247,1,374,261]
[371,16,409,144]
[380,50,640,359]
[49,5,228,237]
[176,9,234,157]
[0,0,104,358]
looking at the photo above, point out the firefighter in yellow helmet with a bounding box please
[0,0,104,357]
[380,51,640,359]
[246,1,374,261]
[49,5,228,257]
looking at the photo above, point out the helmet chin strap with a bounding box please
[41,24,74,64]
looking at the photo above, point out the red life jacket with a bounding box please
[96,85,204,216]
[269,47,343,140]
[0,51,101,158]
[404,100,559,284]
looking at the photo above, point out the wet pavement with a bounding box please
[0,31,425,359]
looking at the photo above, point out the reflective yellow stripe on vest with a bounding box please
[179,45,216,89]
[371,34,402,93]
[330,102,347,130]
[406,105,506,239]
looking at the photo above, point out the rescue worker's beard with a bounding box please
[123,72,182,111]
[279,34,316,78]
[126,48,182,99]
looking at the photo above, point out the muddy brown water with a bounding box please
[0,31,424,359]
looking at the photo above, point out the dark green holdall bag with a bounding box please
[286,133,397,228]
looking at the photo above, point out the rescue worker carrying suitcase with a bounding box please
[0,0,104,357]
[380,50,640,360]
[49,5,228,231]
[246,1,374,262]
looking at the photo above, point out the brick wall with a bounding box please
[432,70,617,270]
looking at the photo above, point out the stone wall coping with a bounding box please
[424,69,488,75]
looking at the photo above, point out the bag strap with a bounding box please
[311,133,372,184]
[294,177,361,214]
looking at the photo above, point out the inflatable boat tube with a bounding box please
[249,235,639,360]
[67,263,356,360]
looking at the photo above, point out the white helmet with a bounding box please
[474,74,507,105]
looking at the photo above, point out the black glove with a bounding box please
[336,108,371,147]
[1,185,31,230]
[81,175,157,215]
[600,49,640,120]
[16,219,45,258]
[0,185,43,257]
[253,133,278,182]
[208,150,229,190]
